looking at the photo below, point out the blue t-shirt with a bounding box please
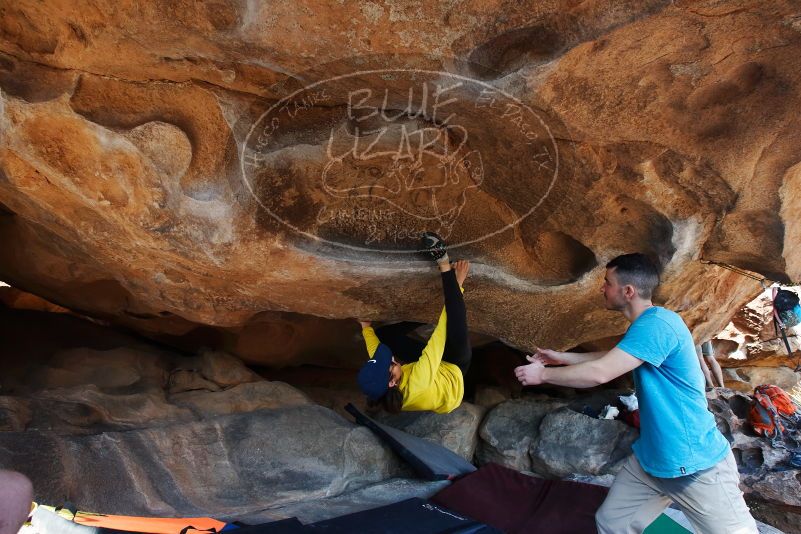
[617,307,730,478]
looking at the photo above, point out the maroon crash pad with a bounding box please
[431,463,609,534]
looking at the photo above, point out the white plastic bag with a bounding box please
[619,393,638,411]
[599,405,619,420]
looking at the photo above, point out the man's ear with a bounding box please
[624,284,637,299]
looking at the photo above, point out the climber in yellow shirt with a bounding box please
[356,232,471,414]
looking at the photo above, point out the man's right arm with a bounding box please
[531,348,607,366]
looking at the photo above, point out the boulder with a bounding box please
[528,408,637,478]
[0,311,407,516]
[374,403,485,461]
[0,341,292,434]
[194,350,263,387]
[167,369,222,395]
[0,405,402,516]
[477,398,568,471]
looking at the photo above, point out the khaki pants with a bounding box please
[596,451,758,534]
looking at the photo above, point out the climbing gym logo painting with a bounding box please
[320,84,484,240]
[242,66,559,254]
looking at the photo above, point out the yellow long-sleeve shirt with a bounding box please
[362,305,464,414]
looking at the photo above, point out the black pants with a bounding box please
[375,269,472,374]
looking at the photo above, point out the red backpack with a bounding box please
[749,385,799,444]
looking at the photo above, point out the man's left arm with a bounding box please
[515,346,643,388]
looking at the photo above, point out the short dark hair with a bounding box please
[606,253,660,299]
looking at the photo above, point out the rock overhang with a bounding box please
[2,1,800,364]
